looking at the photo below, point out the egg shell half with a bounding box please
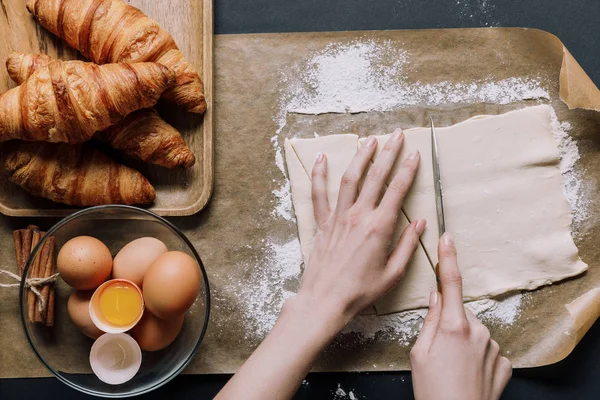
[90,333,142,385]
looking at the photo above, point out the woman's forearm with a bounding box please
[216,296,344,400]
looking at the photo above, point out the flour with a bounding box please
[343,309,427,346]
[334,384,359,399]
[466,293,527,326]
[549,109,590,228]
[277,40,549,123]
[271,135,294,221]
[233,238,302,337]
[338,293,524,346]
[272,179,294,222]
[455,0,499,27]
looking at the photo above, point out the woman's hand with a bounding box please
[291,128,425,330]
[217,129,424,400]
[410,233,512,400]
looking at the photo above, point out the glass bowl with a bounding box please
[19,205,210,397]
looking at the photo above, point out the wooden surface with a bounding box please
[0,0,214,217]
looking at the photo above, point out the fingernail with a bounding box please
[363,136,377,147]
[415,219,427,235]
[429,291,439,307]
[407,150,420,160]
[442,232,454,246]
[392,129,404,141]
[316,152,324,163]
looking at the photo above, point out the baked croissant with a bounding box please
[1,140,156,206]
[0,59,175,143]
[27,0,207,114]
[7,52,195,168]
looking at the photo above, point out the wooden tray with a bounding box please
[0,0,214,217]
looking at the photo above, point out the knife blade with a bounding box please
[431,117,445,290]
[431,117,446,237]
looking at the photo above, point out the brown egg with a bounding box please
[67,290,104,339]
[112,237,168,288]
[57,236,112,290]
[130,310,185,351]
[143,251,201,319]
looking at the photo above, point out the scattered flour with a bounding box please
[271,135,294,221]
[334,384,358,399]
[343,309,426,346]
[549,109,590,227]
[467,293,526,326]
[272,179,293,222]
[277,40,549,123]
[233,238,302,337]
[455,0,500,27]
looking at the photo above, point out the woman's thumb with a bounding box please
[415,291,442,347]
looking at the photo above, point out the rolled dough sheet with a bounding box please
[284,105,588,314]
[286,136,437,312]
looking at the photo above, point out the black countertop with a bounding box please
[2,0,599,398]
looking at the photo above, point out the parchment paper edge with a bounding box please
[558,43,600,111]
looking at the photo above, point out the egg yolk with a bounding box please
[99,282,143,326]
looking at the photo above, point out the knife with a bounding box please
[431,117,445,290]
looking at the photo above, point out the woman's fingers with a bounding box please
[311,153,330,227]
[386,219,427,282]
[336,136,378,213]
[378,151,420,215]
[412,290,442,351]
[438,233,468,323]
[357,129,404,208]
[492,356,513,398]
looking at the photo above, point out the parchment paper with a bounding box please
[2,28,600,378]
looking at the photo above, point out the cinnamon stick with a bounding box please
[13,230,23,273]
[12,228,33,276]
[27,230,44,323]
[46,285,55,326]
[34,238,53,323]
[37,237,56,324]
[13,225,56,326]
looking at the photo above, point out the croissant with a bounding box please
[7,52,195,168]
[1,140,156,206]
[27,0,207,114]
[0,59,175,143]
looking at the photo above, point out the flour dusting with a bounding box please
[277,40,549,125]
[271,135,294,221]
[233,238,302,337]
[467,293,526,326]
[334,384,359,399]
[550,109,590,228]
[455,0,500,27]
[343,309,426,346]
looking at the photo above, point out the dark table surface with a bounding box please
[2,0,600,398]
